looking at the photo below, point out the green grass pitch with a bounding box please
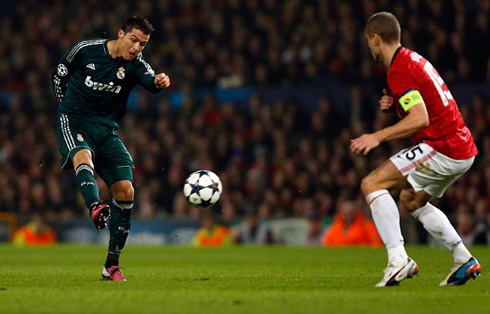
[0,245,488,313]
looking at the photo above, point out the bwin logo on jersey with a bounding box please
[84,76,121,93]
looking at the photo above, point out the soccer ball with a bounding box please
[183,170,222,207]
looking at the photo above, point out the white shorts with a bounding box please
[389,143,474,198]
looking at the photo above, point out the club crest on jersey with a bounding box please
[77,134,84,142]
[117,67,125,79]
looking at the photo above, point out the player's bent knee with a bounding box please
[399,189,430,212]
[404,201,423,212]
[411,199,429,212]
[399,189,416,211]
[361,175,377,196]
[73,149,93,167]
[111,180,134,201]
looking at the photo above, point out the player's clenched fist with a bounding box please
[379,88,393,112]
[154,73,171,88]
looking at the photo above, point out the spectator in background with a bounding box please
[457,209,480,246]
[474,212,489,245]
[232,206,275,245]
[305,211,324,245]
[193,214,232,247]
[322,199,381,247]
[13,214,56,246]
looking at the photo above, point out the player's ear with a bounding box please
[118,29,125,39]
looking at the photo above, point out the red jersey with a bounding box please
[387,47,477,160]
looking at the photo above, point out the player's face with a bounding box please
[365,32,380,61]
[118,28,150,61]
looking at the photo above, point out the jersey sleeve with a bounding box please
[52,41,85,104]
[134,54,161,93]
[388,68,418,99]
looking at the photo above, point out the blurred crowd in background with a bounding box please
[0,0,489,245]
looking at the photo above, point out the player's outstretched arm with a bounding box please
[135,54,170,93]
[351,92,429,155]
[375,91,429,142]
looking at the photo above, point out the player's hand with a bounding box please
[350,133,380,155]
[154,73,171,89]
[379,88,393,112]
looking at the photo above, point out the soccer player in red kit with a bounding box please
[351,12,481,287]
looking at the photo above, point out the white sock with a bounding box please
[453,243,472,264]
[366,190,407,265]
[411,203,471,264]
[387,244,408,266]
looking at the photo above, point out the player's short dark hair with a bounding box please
[121,16,154,35]
[365,12,401,44]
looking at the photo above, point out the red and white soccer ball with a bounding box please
[183,170,222,208]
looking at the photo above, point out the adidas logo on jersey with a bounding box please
[86,63,96,70]
[84,76,121,94]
